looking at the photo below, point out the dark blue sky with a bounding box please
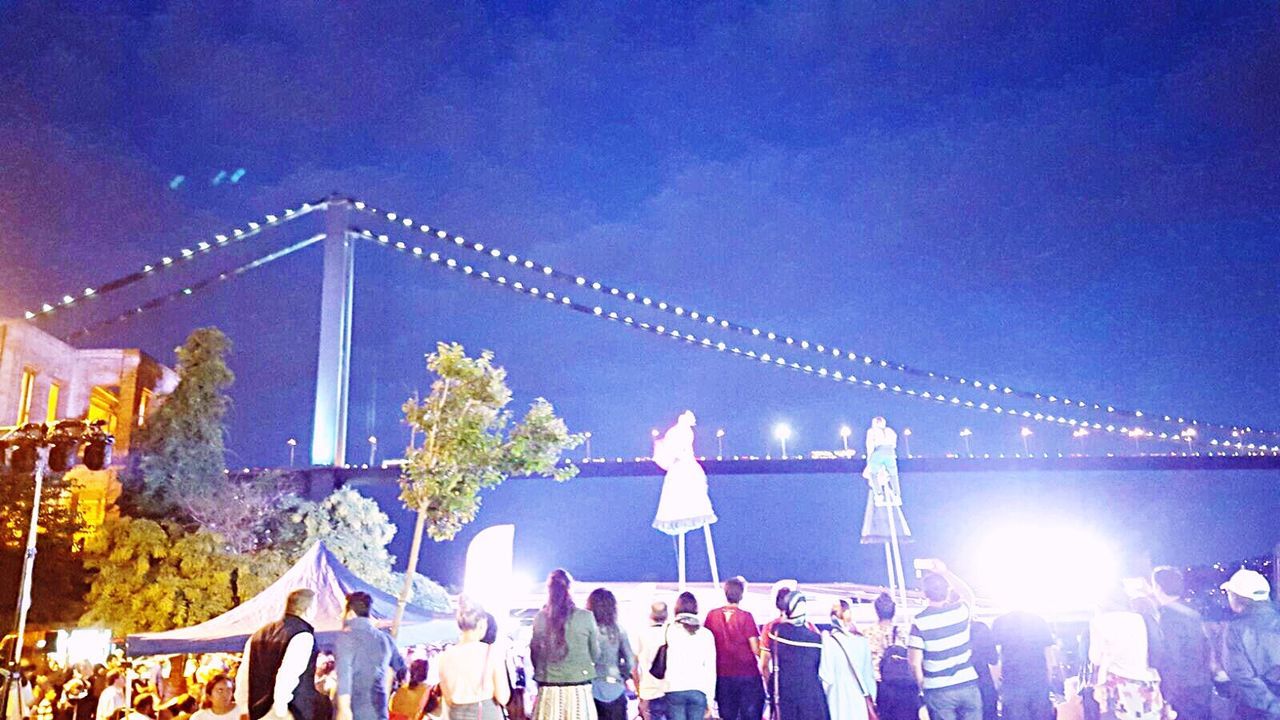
[1,2,1277,466]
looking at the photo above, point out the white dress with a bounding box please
[651,423,717,535]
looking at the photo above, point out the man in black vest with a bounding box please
[235,589,321,720]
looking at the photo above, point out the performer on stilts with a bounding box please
[652,410,720,589]
[859,416,911,605]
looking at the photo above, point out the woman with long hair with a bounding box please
[586,589,635,720]
[662,592,717,720]
[531,570,601,720]
[438,597,512,720]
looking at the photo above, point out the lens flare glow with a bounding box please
[966,522,1118,616]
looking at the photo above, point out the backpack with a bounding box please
[879,626,916,686]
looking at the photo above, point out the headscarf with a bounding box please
[674,612,702,630]
[785,591,807,625]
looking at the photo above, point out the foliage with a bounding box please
[80,327,453,634]
[181,471,305,554]
[401,342,581,541]
[0,467,89,624]
[127,327,234,519]
[290,487,449,610]
[80,516,287,635]
[80,486,449,634]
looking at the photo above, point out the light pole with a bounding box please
[1129,428,1144,454]
[774,423,793,459]
[902,427,912,457]
[287,437,297,467]
[0,421,113,715]
[959,428,972,456]
[839,425,852,453]
[583,431,593,460]
[1020,427,1033,455]
[367,435,378,467]
[1181,427,1196,453]
[715,428,725,458]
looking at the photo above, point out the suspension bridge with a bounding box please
[15,194,1280,585]
[19,194,1279,467]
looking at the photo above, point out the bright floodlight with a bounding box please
[1020,427,1033,437]
[774,423,793,441]
[966,521,1119,616]
[716,428,726,438]
[839,425,852,439]
[960,428,973,437]
[903,428,912,436]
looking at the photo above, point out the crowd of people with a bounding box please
[9,560,1280,720]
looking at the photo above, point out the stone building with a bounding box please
[0,319,178,530]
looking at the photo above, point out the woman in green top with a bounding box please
[531,569,601,720]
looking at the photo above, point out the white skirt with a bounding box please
[652,459,717,535]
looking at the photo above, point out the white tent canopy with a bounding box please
[126,541,456,656]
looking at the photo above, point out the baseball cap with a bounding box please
[1221,569,1271,601]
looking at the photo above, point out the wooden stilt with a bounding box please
[677,531,687,590]
[703,524,720,586]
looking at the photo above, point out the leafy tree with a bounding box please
[0,467,88,625]
[126,327,234,520]
[395,342,580,629]
[290,487,448,610]
[400,342,581,542]
[80,517,287,635]
[181,471,304,554]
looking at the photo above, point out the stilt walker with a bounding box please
[653,411,719,589]
[860,416,911,606]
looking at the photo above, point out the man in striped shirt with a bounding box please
[908,560,982,720]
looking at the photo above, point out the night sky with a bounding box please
[2,2,1277,467]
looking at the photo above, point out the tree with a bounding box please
[126,327,234,520]
[80,517,287,635]
[81,487,451,634]
[290,487,448,610]
[394,342,581,630]
[0,467,89,625]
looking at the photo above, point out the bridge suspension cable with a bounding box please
[357,227,1279,454]
[21,199,327,324]
[348,200,1279,440]
[62,234,326,341]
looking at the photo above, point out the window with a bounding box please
[16,368,36,426]
[87,386,119,434]
[137,389,153,427]
[46,382,61,423]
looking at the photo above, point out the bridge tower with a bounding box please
[310,199,355,466]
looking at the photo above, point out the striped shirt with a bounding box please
[908,601,979,691]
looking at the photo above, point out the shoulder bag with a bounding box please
[649,624,671,680]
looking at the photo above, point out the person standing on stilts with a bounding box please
[860,416,911,604]
[652,411,720,589]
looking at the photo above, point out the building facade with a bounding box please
[0,319,178,530]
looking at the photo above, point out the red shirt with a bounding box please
[704,605,760,677]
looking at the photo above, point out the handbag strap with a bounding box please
[829,629,872,699]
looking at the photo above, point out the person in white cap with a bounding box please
[1222,568,1280,720]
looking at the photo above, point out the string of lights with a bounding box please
[347,200,1279,439]
[62,234,327,342]
[357,227,1280,454]
[22,199,327,324]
